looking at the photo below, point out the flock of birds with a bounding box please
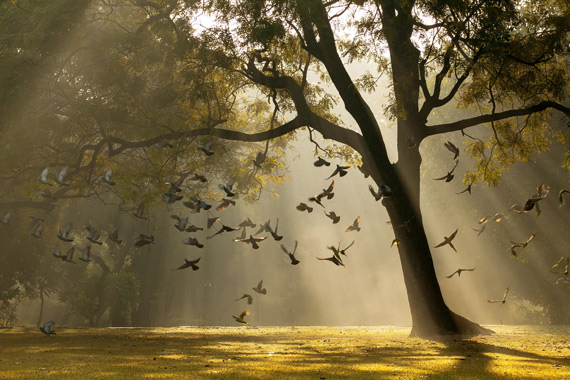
[432,141,570,304]
[2,139,567,334]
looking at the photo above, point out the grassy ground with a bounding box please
[0,325,569,379]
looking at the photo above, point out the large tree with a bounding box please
[1,0,569,337]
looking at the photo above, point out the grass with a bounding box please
[0,325,569,379]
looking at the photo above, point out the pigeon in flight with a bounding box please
[132,202,147,220]
[188,173,207,183]
[345,216,361,232]
[314,157,331,167]
[185,224,203,233]
[55,166,70,186]
[98,170,115,186]
[85,225,103,245]
[1,212,11,225]
[559,189,570,207]
[488,287,510,304]
[236,294,253,304]
[434,229,459,252]
[40,167,52,185]
[280,241,300,265]
[308,196,325,208]
[238,217,256,228]
[317,255,345,267]
[330,241,355,256]
[171,215,189,231]
[446,267,475,278]
[155,138,174,148]
[232,310,249,325]
[216,198,236,211]
[177,257,201,271]
[317,181,335,200]
[550,257,569,276]
[64,247,76,263]
[219,178,236,197]
[456,184,472,195]
[510,232,536,257]
[296,203,313,213]
[54,247,74,262]
[29,216,44,229]
[444,141,460,159]
[198,141,214,156]
[108,229,122,244]
[369,184,392,200]
[235,235,267,249]
[253,152,266,169]
[326,164,349,179]
[324,211,341,224]
[183,237,204,248]
[252,280,267,295]
[79,246,92,263]
[135,234,155,247]
[40,321,56,335]
[208,224,239,239]
[207,216,220,229]
[434,161,458,182]
[53,248,64,260]
[31,223,44,238]
[57,223,74,242]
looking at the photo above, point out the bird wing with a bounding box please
[446,270,459,278]
[448,229,459,241]
[344,240,355,251]
[293,240,298,255]
[280,244,289,255]
[525,233,536,244]
[433,174,449,181]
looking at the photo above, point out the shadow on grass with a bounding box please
[1,327,569,379]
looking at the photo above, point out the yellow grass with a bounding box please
[0,325,569,379]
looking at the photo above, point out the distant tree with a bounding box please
[0,0,569,337]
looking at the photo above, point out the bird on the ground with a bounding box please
[108,229,122,244]
[488,287,510,304]
[31,223,44,238]
[208,224,239,239]
[510,232,536,257]
[55,166,70,186]
[235,235,267,249]
[252,280,267,295]
[177,257,201,271]
[79,246,92,263]
[456,184,472,195]
[216,198,236,211]
[232,310,249,325]
[317,181,335,200]
[132,202,147,220]
[40,321,56,335]
[183,237,204,248]
[434,160,458,182]
[238,217,256,228]
[1,212,11,225]
[253,152,266,169]
[198,140,215,156]
[444,141,460,160]
[314,157,331,167]
[171,215,189,231]
[86,225,103,245]
[296,203,313,213]
[434,229,459,252]
[325,211,340,224]
[57,223,74,242]
[369,184,392,200]
[135,234,155,247]
[207,216,220,229]
[280,241,300,265]
[317,255,345,267]
[559,189,570,207]
[98,170,115,186]
[39,167,52,185]
[326,164,349,179]
[188,173,207,183]
[236,294,253,304]
[155,138,174,148]
[220,178,236,197]
[345,216,361,232]
[446,267,475,278]
[550,257,569,276]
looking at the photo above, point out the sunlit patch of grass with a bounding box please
[0,326,569,379]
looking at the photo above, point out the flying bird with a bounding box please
[55,166,70,186]
[317,255,345,267]
[208,224,239,239]
[98,170,115,186]
[232,310,249,325]
[253,151,266,169]
[296,203,313,213]
[85,225,103,245]
[510,232,536,257]
[216,198,236,211]
[57,223,74,242]
[444,141,460,159]
[183,237,204,248]
[64,247,76,263]
[325,211,340,224]
[446,268,475,278]
[550,257,569,276]
[40,321,56,335]
[488,287,510,304]
[177,257,201,271]
[155,138,174,148]
[308,196,325,208]
[108,229,122,244]
[135,234,155,247]
[261,219,283,241]
[559,189,570,207]
[185,224,203,233]
[345,216,361,232]
[236,294,253,304]
[235,235,267,249]
[171,215,189,231]
[252,280,267,295]
[456,184,472,195]
[219,178,236,197]
[79,246,92,263]
[188,173,207,183]
[197,141,214,156]
[29,216,44,229]
[39,167,52,185]
[326,164,349,179]
[369,184,392,200]
[317,181,335,200]
[313,157,331,167]
[53,248,64,260]
[31,223,44,238]
[207,216,220,229]
[1,212,11,225]
[238,217,256,228]
[280,241,300,265]
[434,229,459,252]
[434,160,459,182]
[132,202,147,220]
